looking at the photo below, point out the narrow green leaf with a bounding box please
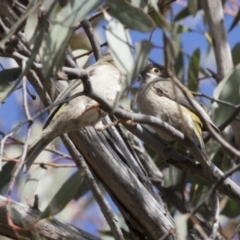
[162,166,183,188]
[174,7,190,21]
[172,23,192,34]
[0,68,22,103]
[228,9,240,32]
[221,198,240,218]
[232,43,240,66]
[188,48,200,91]
[212,64,240,126]
[175,215,188,240]
[24,3,40,43]
[174,3,201,21]
[131,0,148,9]
[188,0,198,16]
[127,40,153,85]
[40,169,83,219]
[107,0,155,32]
[175,49,184,80]
[73,181,89,200]
[42,0,104,81]
[0,1,39,48]
[148,1,170,31]
[0,162,16,194]
[106,19,134,75]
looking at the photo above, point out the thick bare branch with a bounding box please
[200,0,233,81]
[0,195,100,240]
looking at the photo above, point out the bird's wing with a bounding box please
[153,79,220,132]
[152,79,198,114]
[43,80,82,129]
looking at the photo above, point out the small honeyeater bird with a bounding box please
[137,63,219,152]
[24,54,122,172]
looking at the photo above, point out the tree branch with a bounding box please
[0,195,100,240]
[81,19,102,61]
[200,0,233,81]
[61,135,125,240]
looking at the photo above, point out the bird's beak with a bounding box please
[140,69,148,79]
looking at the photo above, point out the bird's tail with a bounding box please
[24,131,54,173]
[192,120,208,160]
[188,111,209,160]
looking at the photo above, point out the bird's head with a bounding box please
[140,63,168,83]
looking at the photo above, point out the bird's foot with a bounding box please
[96,118,136,131]
[96,119,121,131]
[83,104,105,118]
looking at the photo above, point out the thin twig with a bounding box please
[73,42,108,60]
[192,92,239,109]
[2,157,75,168]
[229,222,240,240]
[192,163,240,215]
[81,19,102,61]
[6,128,31,199]
[210,194,220,239]
[22,60,32,120]
[62,135,124,240]
[76,9,106,30]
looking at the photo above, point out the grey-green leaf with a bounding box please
[188,0,198,16]
[162,166,183,188]
[228,9,240,32]
[232,43,240,66]
[127,40,153,85]
[0,67,22,103]
[107,0,155,32]
[0,162,16,194]
[6,205,26,227]
[106,18,134,75]
[212,64,240,126]
[40,169,83,219]
[188,48,200,91]
[42,0,104,80]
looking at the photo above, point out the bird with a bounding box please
[24,54,122,172]
[137,63,219,153]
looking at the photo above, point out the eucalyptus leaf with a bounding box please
[127,40,153,86]
[24,3,40,43]
[0,1,38,48]
[106,18,134,75]
[172,23,192,34]
[0,162,16,194]
[228,9,240,32]
[42,0,104,80]
[188,48,200,91]
[6,205,25,227]
[23,167,45,203]
[212,64,240,126]
[175,215,188,240]
[175,47,184,79]
[231,43,240,66]
[107,0,155,32]
[131,0,148,9]
[0,67,22,103]
[40,169,83,219]
[148,3,170,31]
[162,166,183,188]
[221,198,240,218]
[188,0,198,16]
[174,7,190,21]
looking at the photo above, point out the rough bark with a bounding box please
[0,196,101,240]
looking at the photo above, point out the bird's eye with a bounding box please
[153,68,160,73]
